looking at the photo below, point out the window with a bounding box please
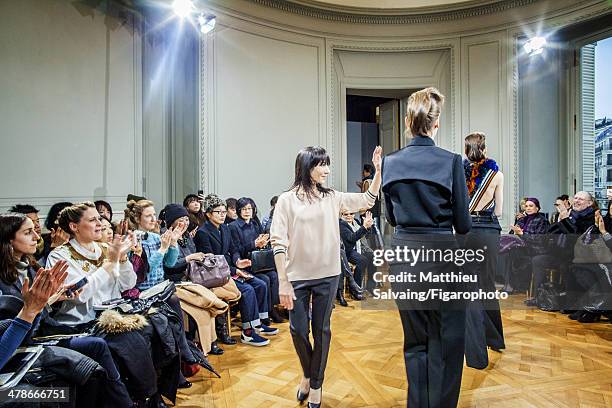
[585,37,612,206]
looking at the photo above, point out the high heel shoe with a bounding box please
[297,388,309,404]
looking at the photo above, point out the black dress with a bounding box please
[382,135,471,408]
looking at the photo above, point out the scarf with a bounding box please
[572,206,595,220]
[463,158,499,196]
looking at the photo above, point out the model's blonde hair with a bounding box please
[406,87,445,137]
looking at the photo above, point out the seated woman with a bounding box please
[161,203,241,355]
[124,199,216,381]
[183,194,207,228]
[0,212,134,407]
[229,197,284,323]
[98,215,114,245]
[95,200,113,223]
[500,197,549,293]
[0,264,110,408]
[194,194,277,346]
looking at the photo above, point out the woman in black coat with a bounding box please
[382,87,471,408]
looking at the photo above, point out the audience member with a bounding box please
[261,195,278,234]
[194,194,277,346]
[229,197,284,323]
[183,194,207,228]
[95,200,113,222]
[224,197,238,224]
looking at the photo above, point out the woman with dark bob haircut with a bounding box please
[270,145,380,407]
[230,197,284,323]
[382,87,471,408]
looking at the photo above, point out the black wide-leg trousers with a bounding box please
[289,275,339,389]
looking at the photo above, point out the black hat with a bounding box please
[162,204,189,228]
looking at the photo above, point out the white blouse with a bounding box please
[46,239,136,325]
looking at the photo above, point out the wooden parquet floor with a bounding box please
[174,295,612,408]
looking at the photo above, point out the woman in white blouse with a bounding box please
[46,202,135,327]
[271,146,381,408]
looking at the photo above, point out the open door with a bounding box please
[378,100,400,156]
[378,100,400,236]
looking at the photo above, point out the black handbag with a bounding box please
[251,248,275,273]
[536,282,562,311]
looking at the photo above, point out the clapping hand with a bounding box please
[169,220,188,246]
[372,146,382,173]
[510,225,523,235]
[596,210,607,234]
[108,232,134,263]
[50,227,70,248]
[363,211,374,229]
[255,234,269,249]
[21,261,69,321]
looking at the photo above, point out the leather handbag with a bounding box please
[187,255,231,288]
[250,248,275,273]
[573,226,612,264]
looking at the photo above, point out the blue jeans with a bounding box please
[235,276,269,329]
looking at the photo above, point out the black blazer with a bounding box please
[382,136,471,233]
[194,221,240,275]
[339,219,368,253]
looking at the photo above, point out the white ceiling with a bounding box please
[288,0,496,11]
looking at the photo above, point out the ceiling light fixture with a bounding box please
[198,14,216,34]
[524,36,547,56]
[172,0,194,19]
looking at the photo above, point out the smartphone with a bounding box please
[197,189,204,196]
[65,277,88,296]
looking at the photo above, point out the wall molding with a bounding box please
[327,39,458,190]
[249,0,539,24]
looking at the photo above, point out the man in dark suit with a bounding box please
[339,210,376,294]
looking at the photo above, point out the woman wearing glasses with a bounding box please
[270,146,380,408]
[194,194,277,347]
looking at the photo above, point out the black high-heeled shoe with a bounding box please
[297,388,309,404]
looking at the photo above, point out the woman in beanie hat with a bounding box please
[195,194,276,347]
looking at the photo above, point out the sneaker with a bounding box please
[241,330,270,346]
[255,324,279,336]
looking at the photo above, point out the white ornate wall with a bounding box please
[200,0,611,225]
[0,0,143,221]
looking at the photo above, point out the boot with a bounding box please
[336,273,348,306]
[209,341,224,355]
[346,271,363,300]
[270,306,285,323]
[215,314,237,345]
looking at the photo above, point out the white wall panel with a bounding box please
[0,0,142,219]
[205,25,324,213]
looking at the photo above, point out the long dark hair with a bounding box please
[291,146,333,203]
[0,213,28,284]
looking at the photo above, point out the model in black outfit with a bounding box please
[382,87,471,408]
[462,132,506,370]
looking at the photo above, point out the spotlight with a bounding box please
[524,36,547,56]
[172,0,194,19]
[198,14,216,34]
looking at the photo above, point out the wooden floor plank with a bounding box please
[176,295,612,407]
